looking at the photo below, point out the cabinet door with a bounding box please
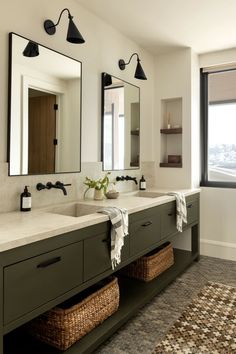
[4,241,83,325]
[84,230,130,281]
[161,201,177,239]
[185,195,199,226]
[129,207,161,256]
[84,232,111,281]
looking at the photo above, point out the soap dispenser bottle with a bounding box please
[20,186,32,211]
[139,175,146,190]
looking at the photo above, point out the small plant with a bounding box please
[83,172,111,199]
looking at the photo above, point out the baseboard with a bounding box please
[200,238,236,261]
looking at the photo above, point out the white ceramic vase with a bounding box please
[94,189,103,200]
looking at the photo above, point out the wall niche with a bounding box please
[160,97,182,168]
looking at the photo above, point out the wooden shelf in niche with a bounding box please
[160,128,182,134]
[131,130,139,136]
[159,162,182,168]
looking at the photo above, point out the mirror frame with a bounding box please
[101,72,140,171]
[7,32,82,176]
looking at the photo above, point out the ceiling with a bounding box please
[76,0,236,55]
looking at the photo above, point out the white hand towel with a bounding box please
[98,207,128,269]
[168,192,187,232]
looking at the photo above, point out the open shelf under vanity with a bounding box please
[4,248,198,354]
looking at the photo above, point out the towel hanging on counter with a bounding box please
[98,207,128,269]
[168,192,187,232]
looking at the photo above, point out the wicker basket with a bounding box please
[28,276,119,351]
[123,242,174,282]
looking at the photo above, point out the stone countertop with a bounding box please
[0,188,200,252]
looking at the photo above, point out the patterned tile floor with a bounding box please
[95,255,236,354]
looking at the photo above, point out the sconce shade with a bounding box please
[118,53,147,80]
[23,41,39,57]
[135,60,147,80]
[67,17,85,43]
[104,73,112,87]
[44,8,85,44]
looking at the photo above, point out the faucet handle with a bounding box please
[36,183,46,191]
[116,176,125,181]
[46,182,53,189]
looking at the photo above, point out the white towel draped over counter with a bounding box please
[98,207,128,269]
[168,192,187,232]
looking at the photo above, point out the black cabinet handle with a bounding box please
[168,212,174,216]
[187,204,193,209]
[141,221,152,227]
[102,238,109,243]
[37,256,61,268]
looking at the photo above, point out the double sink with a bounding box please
[45,191,166,218]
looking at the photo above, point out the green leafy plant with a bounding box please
[83,172,111,199]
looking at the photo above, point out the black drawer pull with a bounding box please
[141,221,152,227]
[168,212,174,216]
[187,204,193,209]
[102,238,109,243]
[37,256,61,268]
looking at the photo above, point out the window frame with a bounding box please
[200,68,236,188]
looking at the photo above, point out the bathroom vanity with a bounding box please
[0,190,200,354]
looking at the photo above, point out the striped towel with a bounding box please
[168,192,187,232]
[98,207,128,269]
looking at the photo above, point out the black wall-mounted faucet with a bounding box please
[36,181,71,196]
[116,175,138,185]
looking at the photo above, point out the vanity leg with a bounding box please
[0,332,2,354]
[192,224,200,262]
[0,268,3,354]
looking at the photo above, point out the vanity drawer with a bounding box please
[161,202,177,239]
[4,241,83,325]
[129,208,161,256]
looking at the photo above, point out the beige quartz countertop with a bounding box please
[0,189,200,252]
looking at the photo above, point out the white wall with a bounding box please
[0,0,155,212]
[199,49,236,261]
[191,51,200,188]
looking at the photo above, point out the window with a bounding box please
[201,68,236,187]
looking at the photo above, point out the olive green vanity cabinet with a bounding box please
[2,193,200,354]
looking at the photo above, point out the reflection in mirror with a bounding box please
[102,73,140,171]
[8,33,82,176]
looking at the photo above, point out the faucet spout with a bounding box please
[46,181,71,196]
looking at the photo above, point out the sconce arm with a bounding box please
[44,8,73,35]
[118,53,140,71]
[124,53,140,66]
[53,8,73,28]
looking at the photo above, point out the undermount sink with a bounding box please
[46,203,101,217]
[135,191,166,198]
[121,191,166,198]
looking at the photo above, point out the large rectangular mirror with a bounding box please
[102,73,140,170]
[8,33,82,176]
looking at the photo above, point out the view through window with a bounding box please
[208,102,236,182]
[201,68,236,186]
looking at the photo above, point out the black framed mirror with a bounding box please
[101,73,140,171]
[8,33,82,176]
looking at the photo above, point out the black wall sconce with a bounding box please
[118,53,147,80]
[44,8,85,44]
[23,41,39,57]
